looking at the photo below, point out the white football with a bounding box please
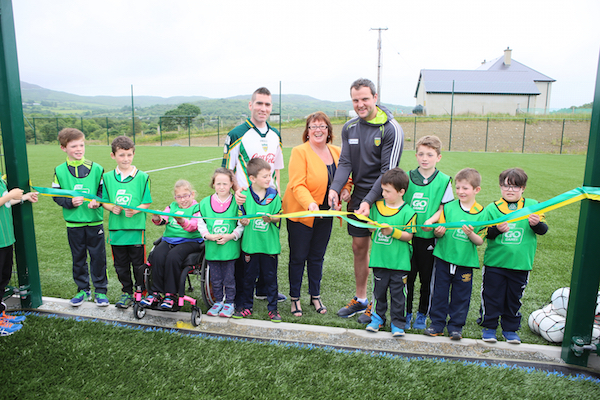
[550,287,570,317]
[592,325,600,345]
[539,313,567,343]
[528,308,548,335]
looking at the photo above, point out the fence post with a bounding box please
[217,116,220,147]
[560,118,566,154]
[449,80,454,151]
[32,117,36,144]
[413,116,417,150]
[80,116,83,133]
[106,117,109,145]
[188,116,191,147]
[159,117,162,146]
[522,118,527,153]
[56,117,59,137]
[485,117,489,152]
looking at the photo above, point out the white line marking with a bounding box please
[146,158,221,173]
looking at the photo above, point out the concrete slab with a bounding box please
[4,295,598,372]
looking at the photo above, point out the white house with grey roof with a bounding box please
[414,48,555,116]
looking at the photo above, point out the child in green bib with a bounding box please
[141,180,204,310]
[198,168,244,318]
[233,158,282,322]
[366,168,417,337]
[102,136,152,309]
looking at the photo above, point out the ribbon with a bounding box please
[33,186,600,231]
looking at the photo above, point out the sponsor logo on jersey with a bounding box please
[3,190,10,208]
[73,184,90,194]
[212,220,229,235]
[251,153,276,164]
[501,223,524,244]
[410,193,429,213]
[348,138,359,145]
[452,221,471,242]
[374,229,392,245]
[115,189,132,206]
[252,213,270,232]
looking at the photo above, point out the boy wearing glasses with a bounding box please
[478,168,548,344]
[102,136,152,309]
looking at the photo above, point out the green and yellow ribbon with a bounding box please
[32,186,600,231]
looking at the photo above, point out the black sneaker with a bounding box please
[357,302,372,324]
[450,331,463,340]
[424,327,444,337]
[336,297,368,318]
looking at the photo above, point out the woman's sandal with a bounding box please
[291,297,303,317]
[311,296,327,314]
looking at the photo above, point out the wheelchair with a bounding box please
[133,238,216,326]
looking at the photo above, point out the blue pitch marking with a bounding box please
[15,311,600,386]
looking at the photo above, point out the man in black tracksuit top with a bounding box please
[329,78,404,322]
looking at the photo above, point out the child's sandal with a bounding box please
[291,297,303,317]
[311,296,327,314]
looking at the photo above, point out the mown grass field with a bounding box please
[16,144,588,345]
[1,314,599,399]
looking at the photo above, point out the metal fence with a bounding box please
[17,115,591,154]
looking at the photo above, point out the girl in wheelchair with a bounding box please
[141,179,204,309]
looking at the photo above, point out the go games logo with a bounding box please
[73,184,90,194]
[252,214,270,232]
[410,193,429,213]
[169,211,185,226]
[212,220,229,234]
[501,223,524,244]
[374,229,392,245]
[115,189,132,206]
[452,221,470,242]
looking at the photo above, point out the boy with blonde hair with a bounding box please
[403,135,453,329]
[425,168,485,340]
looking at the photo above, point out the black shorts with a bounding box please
[346,187,373,238]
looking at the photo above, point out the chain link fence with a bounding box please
[15,114,592,154]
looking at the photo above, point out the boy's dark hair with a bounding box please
[350,78,376,96]
[58,128,84,147]
[499,167,528,187]
[381,167,409,192]
[111,136,135,154]
[416,135,442,155]
[455,168,481,188]
[251,87,271,102]
[211,167,235,189]
[247,158,271,178]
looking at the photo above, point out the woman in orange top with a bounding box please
[282,112,351,317]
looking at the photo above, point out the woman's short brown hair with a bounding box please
[302,112,333,143]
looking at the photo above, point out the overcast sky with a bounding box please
[11,0,600,109]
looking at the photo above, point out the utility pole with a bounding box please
[370,27,388,105]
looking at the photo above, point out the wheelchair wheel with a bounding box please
[133,303,146,319]
[200,258,216,308]
[191,307,201,327]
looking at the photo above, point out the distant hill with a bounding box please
[19,81,412,117]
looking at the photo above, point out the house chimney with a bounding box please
[504,47,512,66]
